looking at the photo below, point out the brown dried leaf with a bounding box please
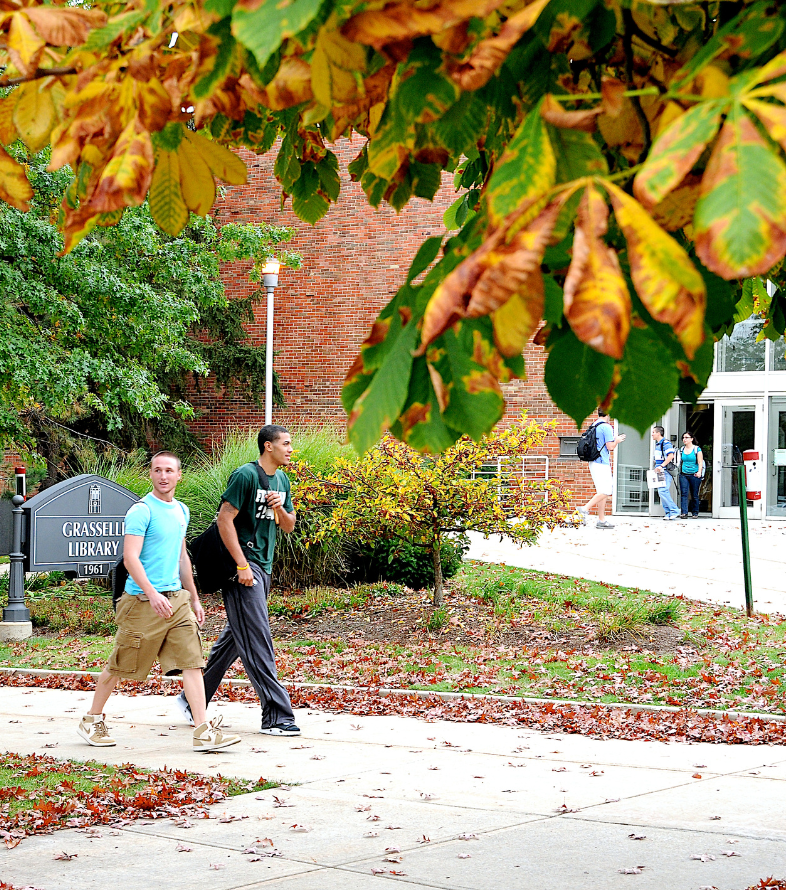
[541,93,601,132]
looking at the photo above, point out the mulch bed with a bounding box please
[2,671,784,746]
[201,590,689,655]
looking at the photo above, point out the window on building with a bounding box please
[771,336,786,371]
[715,315,766,372]
[558,437,580,459]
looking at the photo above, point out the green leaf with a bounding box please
[411,162,441,201]
[543,275,563,325]
[700,261,737,332]
[231,0,323,71]
[544,328,614,428]
[153,121,183,153]
[612,327,680,434]
[549,126,608,240]
[432,93,487,156]
[347,315,419,454]
[316,151,340,201]
[407,236,443,282]
[487,100,554,227]
[273,134,301,192]
[291,162,329,224]
[390,355,459,453]
[427,319,505,441]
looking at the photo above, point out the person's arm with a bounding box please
[217,500,255,587]
[179,540,203,625]
[696,449,705,477]
[604,423,626,453]
[123,534,173,619]
[265,489,296,533]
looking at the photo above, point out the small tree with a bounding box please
[309,418,571,606]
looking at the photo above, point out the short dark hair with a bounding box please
[597,409,608,417]
[653,425,665,436]
[258,425,289,453]
[151,450,181,469]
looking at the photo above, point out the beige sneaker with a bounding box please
[193,715,241,752]
[77,714,116,747]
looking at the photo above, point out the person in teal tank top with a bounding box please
[678,431,704,518]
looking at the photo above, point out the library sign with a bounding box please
[23,475,139,578]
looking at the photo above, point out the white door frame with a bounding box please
[712,398,764,519]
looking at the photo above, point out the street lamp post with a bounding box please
[262,258,280,426]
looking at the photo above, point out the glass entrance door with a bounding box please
[767,399,786,517]
[713,400,763,518]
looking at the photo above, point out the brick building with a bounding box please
[195,136,598,505]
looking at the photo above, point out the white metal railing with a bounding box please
[618,463,649,509]
[471,455,550,503]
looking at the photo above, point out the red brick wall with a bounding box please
[189,136,598,504]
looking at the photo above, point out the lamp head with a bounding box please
[262,257,280,289]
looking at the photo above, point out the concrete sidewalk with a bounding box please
[1,686,784,889]
[468,516,786,615]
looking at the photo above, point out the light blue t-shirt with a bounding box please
[593,421,615,466]
[124,493,189,595]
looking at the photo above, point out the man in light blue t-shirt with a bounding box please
[578,409,626,530]
[78,452,240,753]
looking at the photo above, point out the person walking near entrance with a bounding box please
[176,425,300,736]
[78,452,241,753]
[652,427,680,520]
[678,431,704,518]
[577,410,626,530]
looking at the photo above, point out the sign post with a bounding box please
[737,464,754,617]
[0,495,31,640]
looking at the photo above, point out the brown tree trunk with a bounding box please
[432,542,443,606]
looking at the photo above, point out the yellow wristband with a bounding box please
[236,564,250,571]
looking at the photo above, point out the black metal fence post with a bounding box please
[737,465,754,618]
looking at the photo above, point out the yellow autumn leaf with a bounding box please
[0,144,32,211]
[13,82,56,153]
[177,137,215,216]
[149,150,189,236]
[7,12,44,75]
[186,131,247,185]
[563,185,631,360]
[491,274,545,358]
[605,181,705,359]
[89,118,154,214]
[311,27,366,108]
[0,96,17,146]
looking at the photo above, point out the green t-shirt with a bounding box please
[221,462,293,573]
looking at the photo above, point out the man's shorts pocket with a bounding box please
[108,630,142,674]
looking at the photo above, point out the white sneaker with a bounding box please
[77,714,116,747]
[193,715,241,752]
[175,691,195,727]
[576,506,589,526]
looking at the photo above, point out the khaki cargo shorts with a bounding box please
[107,589,205,680]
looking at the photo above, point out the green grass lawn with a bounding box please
[2,562,785,715]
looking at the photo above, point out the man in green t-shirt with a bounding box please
[175,425,299,735]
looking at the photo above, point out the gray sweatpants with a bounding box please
[203,562,295,728]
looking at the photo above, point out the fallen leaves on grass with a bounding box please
[0,751,238,844]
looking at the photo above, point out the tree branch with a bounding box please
[0,66,77,87]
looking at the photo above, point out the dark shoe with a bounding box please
[691,514,699,518]
[260,723,301,736]
[679,513,688,519]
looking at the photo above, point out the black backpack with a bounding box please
[576,421,603,462]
